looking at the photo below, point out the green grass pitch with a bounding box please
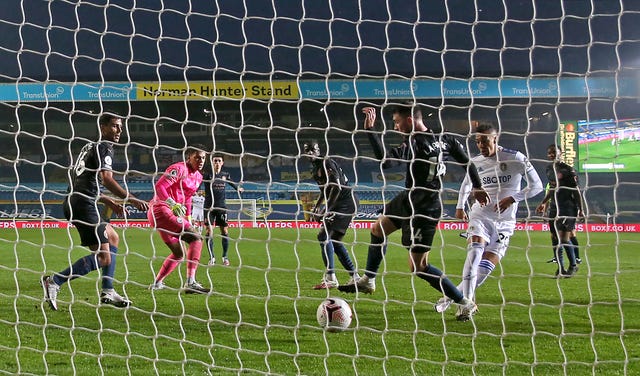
[1,227,639,375]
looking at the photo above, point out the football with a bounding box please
[316,297,352,331]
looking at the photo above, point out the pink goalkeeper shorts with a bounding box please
[147,203,192,244]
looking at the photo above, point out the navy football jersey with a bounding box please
[311,158,355,211]
[203,170,238,209]
[70,141,114,198]
[368,132,477,191]
[545,161,581,215]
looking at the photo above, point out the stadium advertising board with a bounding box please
[562,118,640,173]
[136,81,298,100]
[558,121,578,168]
[3,220,638,232]
[0,76,634,102]
[576,118,640,173]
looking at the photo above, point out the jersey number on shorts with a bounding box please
[413,228,423,243]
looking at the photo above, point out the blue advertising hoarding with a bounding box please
[0,76,635,102]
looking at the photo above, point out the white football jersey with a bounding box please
[191,194,205,222]
[457,146,543,222]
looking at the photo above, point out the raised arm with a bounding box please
[362,106,404,169]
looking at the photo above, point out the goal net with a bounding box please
[1,1,639,375]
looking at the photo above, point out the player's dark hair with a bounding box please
[548,144,561,152]
[212,153,224,160]
[392,102,422,119]
[476,123,496,134]
[187,144,207,156]
[99,113,121,126]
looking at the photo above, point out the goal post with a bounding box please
[225,198,259,228]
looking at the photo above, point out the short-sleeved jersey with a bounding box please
[368,132,482,193]
[457,147,543,222]
[203,170,238,209]
[70,141,114,198]
[545,161,581,216]
[311,158,355,211]
[191,194,205,222]
[151,162,203,216]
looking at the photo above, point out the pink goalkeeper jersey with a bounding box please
[151,161,203,216]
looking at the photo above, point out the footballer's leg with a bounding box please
[220,225,230,266]
[331,232,358,282]
[547,221,558,263]
[99,226,131,307]
[458,218,489,302]
[328,211,359,279]
[570,232,581,264]
[216,211,230,266]
[409,217,471,306]
[314,228,339,289]
[460,240,485,302]
[338,216,395,294]
[182,230,210,294]
[339,194,406,294]
[154,241,184,286]
[205,220,215,265]
[149,204,193,288]
[44,208,106,310]
[552,220,567,277]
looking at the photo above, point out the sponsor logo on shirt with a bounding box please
[482,175,512,184]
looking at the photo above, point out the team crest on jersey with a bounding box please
[431,141,448,151]
[500,163,507,171]
[169,169,178,177]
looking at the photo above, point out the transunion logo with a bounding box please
[442,81,489,97]
[21,85,65,100]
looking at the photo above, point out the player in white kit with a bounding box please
[190,191,206,233]
[436,123,543,321]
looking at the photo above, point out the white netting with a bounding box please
[0,1,639,375]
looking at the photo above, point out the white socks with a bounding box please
[460,242,484,301]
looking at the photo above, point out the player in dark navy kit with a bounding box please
[303,141,360,290]
[537,144,583,277]
[537,144,582,266]
[203,154,243,266]
[41,113,149,311]
[339,104,489,318]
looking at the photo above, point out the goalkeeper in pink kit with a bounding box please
[148,145,210,294]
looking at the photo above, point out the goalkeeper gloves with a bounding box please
[166,197,186,217]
